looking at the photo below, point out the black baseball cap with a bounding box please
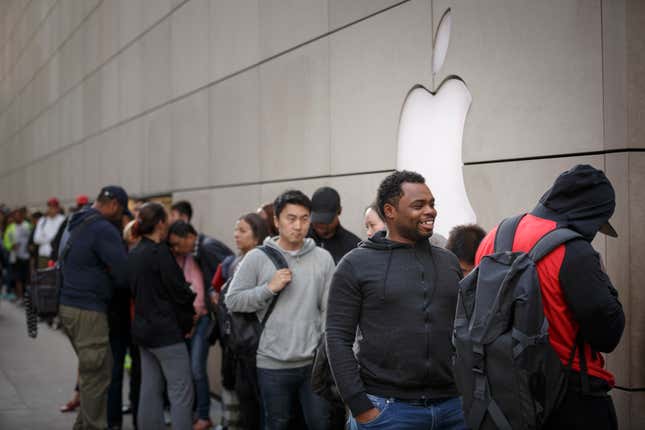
[99,185,132,217]
[311,187,341,224]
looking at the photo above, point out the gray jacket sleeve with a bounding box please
[224,249,275,312]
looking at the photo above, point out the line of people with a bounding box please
[0,163,623,430]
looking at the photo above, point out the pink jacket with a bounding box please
[176,254,207,316]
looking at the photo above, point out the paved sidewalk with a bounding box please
[0,300,79,429]
[0,300,224,429]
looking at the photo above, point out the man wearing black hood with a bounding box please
[475,164,625,429]
[326,171,466,429]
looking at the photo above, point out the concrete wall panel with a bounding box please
[171,90,210,190]
[119,119,146,196]
[203,185,262,251]
[434,0,603,162]
[328,0,402,31]
[99,58,120,130]
[604,152,631,429]
[118,40,143,121]
[627,152,645,427]
[171,0,210,98]
[329,0,431,175]
[209,68,261,186]
[463,156,604,232]
[259,39,330,181]
[259,0,327,58]
[209,0,260,82]
[142,19,171,111]
[118,0,143,50]
[144,105,173,195]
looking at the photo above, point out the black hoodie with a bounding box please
[326,231,462,417]
[530,165,624,355]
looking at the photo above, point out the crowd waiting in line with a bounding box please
[0,165,623,430]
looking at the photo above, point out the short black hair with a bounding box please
[168,220,198,238]
[273,190,312,218]
[376,170,425,218]
[171,201,193,221]
[446,224,487,265]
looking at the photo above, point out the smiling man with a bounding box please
[326,170,466,430]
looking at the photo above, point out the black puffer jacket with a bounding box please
[326,231,462,416]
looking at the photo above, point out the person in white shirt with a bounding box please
[33,197,66,268]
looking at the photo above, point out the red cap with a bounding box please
[47,197,60,207]
[76,194,89,206]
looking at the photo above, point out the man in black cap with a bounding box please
[308,186,361,264]
[475,165,624,429]
[58,185,130,430]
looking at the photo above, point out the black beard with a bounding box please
[395,221,432,243]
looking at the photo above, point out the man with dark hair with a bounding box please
[58,185,130,430]
[169,200,193,223]
[446,224,487,276]
[326,170,466,430]
[474,165,624,428]
[226,190,335,430]
[167,220,233,430]
[308,186,361,264]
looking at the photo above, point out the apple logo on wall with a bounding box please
[396,9,476,238]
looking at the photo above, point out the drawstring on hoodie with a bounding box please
[381,248,394,300]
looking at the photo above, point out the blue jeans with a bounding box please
[348,395,466,430]
[190,315,212,420]
[257,365,330,430]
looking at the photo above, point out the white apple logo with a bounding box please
[396,9,476,238]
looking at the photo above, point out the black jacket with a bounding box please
[326,231,462,416]
[530,165,624,355]
[195,233,233,311]
[128,237,196,348]
[309,224,361,264]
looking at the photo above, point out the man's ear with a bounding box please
[383,203,396,221]
[337,207,342,217]
[273,215,280,231]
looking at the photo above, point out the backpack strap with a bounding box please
[257,245,288,270]
[527,228,583,262]
[256,245,289,327]
[493,214,525,253]
[59,214,102,265]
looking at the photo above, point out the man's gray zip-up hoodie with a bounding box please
[326,230,462,417]
[225,237,335,370]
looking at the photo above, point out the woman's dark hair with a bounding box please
[168,221,198,238]
[259,203,279,236]
[376,170,425,219]
[132,202,167,237]
[366,201,384,221]
[239,213,270,246]
[273,190,312,218]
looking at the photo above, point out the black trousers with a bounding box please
[545,388,618,430]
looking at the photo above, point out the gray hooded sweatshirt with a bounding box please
[225,237,335,370]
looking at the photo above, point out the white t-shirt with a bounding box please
[34,214,65,257]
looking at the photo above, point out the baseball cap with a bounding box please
[99,185,132,217]
[47,197,60,207]
[76,194,89,206]
[311,187,341,224]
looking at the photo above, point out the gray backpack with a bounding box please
[453,214,582,429]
